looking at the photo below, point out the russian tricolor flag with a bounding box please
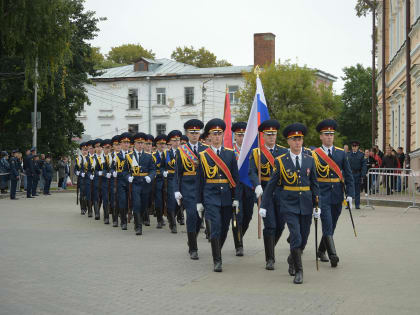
[238,77,270,188]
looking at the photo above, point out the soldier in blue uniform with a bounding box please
[174,119,206,260]
[92,138,104,220]
[126,132,157,235]
[115,132,131,230]
[9,150,20,200]
[24,148,36,198]
[231,122,255,256]
[42,156,53,195]
[110,135,120,227]
[312,119,355,267]
[74,142,89,214]
[163,130,182,233]
[142,134,155,226]
[32,154,41,196]
[84,140,97,218]
[347,140,367,209]
[152,134,167,229]
[100,139,113,224]
[248,119,288,270]
[260,123,319,284]
[197,118,240,272]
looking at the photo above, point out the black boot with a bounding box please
[94,202,100,220]
[317,236,329,262]
[168,212,177,233]
[325,235,339,267]
[156,208,163,229]
[81,199,87,215]
[291,248,303,284]
[87,201,93,217]
[187,232,199,260]
[177,208,185,225]
[112,206,118,227]
[120,208,127,230]
[134,212,142,235]
[143,209,150,226]
[104,204,110,224]
[232,226,244,256]
[210,238,222,272]
[287,254,295,276]
[263,235,275,270]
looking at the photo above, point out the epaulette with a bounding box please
[304,147,312,152]
[202,143,209,147]
[276,144,286,149]
[224,147,234,151]
[335,147,344,151]
[277,153,287,160]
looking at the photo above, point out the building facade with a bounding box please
[377,0,420,168]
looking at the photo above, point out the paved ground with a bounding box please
[0,194,419,315]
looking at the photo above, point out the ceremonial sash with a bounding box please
[204,148,236,188]
[260,146,275,169]
[154,151,162,165]
[179,144,199,165]
[314,148,344,182]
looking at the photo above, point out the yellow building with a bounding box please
[377,0,420,169]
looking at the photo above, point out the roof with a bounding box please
[92,58,253,80]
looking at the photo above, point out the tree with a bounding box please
[90,46,123,70]
[106,43,155,64]
[338,64,373,149]
[0,0,102,158]
[237,61,343,147]
[355,0,378,17]
[171,46,232,68]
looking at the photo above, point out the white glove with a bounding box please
[75,171,80,176]
[313,207,321,219]
[196,203,204,217]
[232,200,239,208]
[89,174,94,180]
[259,208,267,218]
[174,191,183,200]
[98,171,103,176]
[128,176,133,183]
[145,176,151,183]
[346,196,353,209]
[255,185,263,199]
[163,171,168,178]
[106,173,111,179]
[112,171,117,178]
[81,172,85,178]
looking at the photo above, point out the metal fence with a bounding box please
[366,168,420,211]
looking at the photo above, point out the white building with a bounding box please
[78,57,251,139]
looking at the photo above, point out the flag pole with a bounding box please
[255,66,262,239]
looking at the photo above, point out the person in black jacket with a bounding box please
[42,156,53,195]
[0,151,10,194]
[382,146,398,195]
[9,150,21,200]
[24,148,36,198]
[32,154,41,196]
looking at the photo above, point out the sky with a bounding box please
[84,0,372,93]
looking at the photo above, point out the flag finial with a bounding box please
[254,65,261,77]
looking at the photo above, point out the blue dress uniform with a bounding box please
[152,134,167,229]
[110,135,120,227]
[42,159,53,195]
[126,133,157,235]
[261,123,319,284]
[231,122,255,257]
[74,143,88,214]
[32,156,41,196]
[92,138,103,220]
[116,132,132,230]
[25,149,36,198]
[347,141,367,209]
[99,139,113,225]
[248,119,288,270]
[142,134,155,226]
[9,151,20,200]
[197,119,240,272]
[84,141,97,217]
[162,130,182,233]
[313,119,355,267]
[174,119,206,260]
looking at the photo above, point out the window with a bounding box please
[416,0,420,18]
[156,123,166,135]
[156,88,166,105]
[184,87,194,105]
[128,124,139,133]
[228,86,239,104]
[128,89,138,109]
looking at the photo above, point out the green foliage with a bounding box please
[237,61,343,147]
[106,43,155,64]
[338,64,373,149]
[89,47,124,70]
[0,0,101,158]
[355,0,377,17]
[171,46,232,68]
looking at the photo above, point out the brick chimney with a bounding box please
[254,33,275,66]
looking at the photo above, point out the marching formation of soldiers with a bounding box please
[74,118,356,284]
